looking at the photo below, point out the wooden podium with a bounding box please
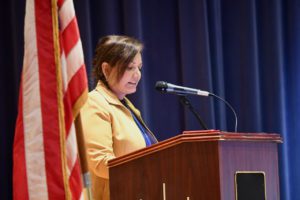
[108,130,282,200]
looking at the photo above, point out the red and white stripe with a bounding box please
[59,0,87,199]
[13,0,87,199]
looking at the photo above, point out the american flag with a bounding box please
[13,0,88,199]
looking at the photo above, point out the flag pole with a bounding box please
[75,113,93,200]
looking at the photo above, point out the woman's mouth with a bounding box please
[128,82,137,86]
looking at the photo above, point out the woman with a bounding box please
[81,35,158,200]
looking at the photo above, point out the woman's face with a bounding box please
[110,52,142,99]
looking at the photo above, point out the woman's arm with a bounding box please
[81,94,115,179]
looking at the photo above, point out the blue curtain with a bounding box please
[1,0,299,199]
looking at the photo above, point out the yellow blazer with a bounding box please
[81,81,157,200]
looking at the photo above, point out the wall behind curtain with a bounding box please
[1,0,299,199]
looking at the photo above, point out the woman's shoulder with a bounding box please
[87,89,110,108]
[81,90,112,125]
[80,89,112,120]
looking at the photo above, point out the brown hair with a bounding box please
[92,35,143,87]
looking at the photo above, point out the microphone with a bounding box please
[155,81,210,97]
[155,81,238,132]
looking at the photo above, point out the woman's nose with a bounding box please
[133,69,141,78]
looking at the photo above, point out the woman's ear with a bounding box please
[101,62,111,80]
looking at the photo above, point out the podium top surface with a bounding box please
[108,130,282,167]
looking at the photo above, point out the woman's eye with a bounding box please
[126,66,142,72]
